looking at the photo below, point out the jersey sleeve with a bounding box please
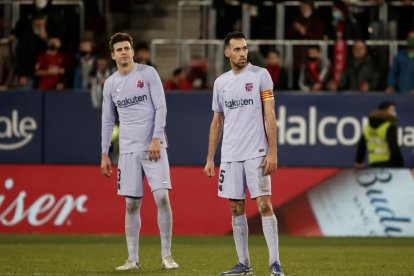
[101,77,115,154]
[260,69,274,102]
[147,66,167,139]
[212,80,223,112]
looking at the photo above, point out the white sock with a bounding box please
[125,197,142,262]
[153,189,172,258]
[232,214,250,267]
[262,215,280,266]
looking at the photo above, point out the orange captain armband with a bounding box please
[260,89,274,101]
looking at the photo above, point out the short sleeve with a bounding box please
[212,80,223,112]
[260,69,274,101]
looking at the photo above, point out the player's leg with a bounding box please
[116,153,144,271]
[142,148,178,269]
[245,157,283,276]
[152,189,173,258]
[219,162,253,275]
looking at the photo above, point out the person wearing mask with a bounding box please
[15,14,48,89]
[298,46,331,92]
[72,39,97,89]
[355,101,404,168]
[386,30,414,94]
[34,36,65,90]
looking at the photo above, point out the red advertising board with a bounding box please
[0,165,338,235]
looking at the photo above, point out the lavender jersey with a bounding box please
[101,63,167,154]
[212,63,274,162]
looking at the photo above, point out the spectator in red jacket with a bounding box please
[35,36,65,90]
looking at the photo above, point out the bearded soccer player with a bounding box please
[100,32,178,271]
[204,31,284,276]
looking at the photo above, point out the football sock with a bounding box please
[232,214,250,267]
[153,189,172,258]
[262,214,280,266]
[125,197,142,262]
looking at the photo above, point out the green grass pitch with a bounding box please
[1,234,414,275]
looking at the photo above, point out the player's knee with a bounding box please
[257,200,272,215]
[157,195,170,208]
[230,201,244,216]
[126,201,139,213]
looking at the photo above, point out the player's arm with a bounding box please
[101,78,115,177]
[261,89,278,176]
[204,112,224,177]
[147,67,167,161]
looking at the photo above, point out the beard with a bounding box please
[232,58,247,69]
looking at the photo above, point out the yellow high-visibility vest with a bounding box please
[364,121,391,164]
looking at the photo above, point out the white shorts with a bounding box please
[117,148,171,197]
[218,156,271,200]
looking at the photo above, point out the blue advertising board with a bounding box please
[0,91,412,167]
[0,92,43,163]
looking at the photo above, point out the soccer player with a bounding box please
[204,31,284,276]
[100,32,178,271]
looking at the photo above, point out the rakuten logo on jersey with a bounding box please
[0,110,37,150]
[0,178,88,227]
[117,95,148,108]
[225,98,254,109]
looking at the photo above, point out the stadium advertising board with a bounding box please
[2,165,412,236]
[0,92,413,167]
[0,93,42,163]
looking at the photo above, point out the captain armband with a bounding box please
[260,89,274,101]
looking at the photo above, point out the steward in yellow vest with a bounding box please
[355,103,404,168]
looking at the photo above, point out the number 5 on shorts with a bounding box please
[219,169,225,191]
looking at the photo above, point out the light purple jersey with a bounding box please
[212,63,274,162]
[101,63,167,154]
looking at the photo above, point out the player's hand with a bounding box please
[101,154,112,177]
[260,152,277,176]
[204,160,215,177]
[148,138,161,161]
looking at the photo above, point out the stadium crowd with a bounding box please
[0,0,413,93]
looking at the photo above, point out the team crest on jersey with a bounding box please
[136,80,144,88]
[245,83,253,92]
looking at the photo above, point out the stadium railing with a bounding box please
[150,38,407,88]
[176,0,414,41]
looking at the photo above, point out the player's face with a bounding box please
[111,41,134,68]
[225,38,248,70]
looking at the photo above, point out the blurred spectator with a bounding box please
[71,39,97,89]
[0,40,14,90]
[287,0,325,89]
[188,55,208,89]
[34,36,65,91]
[336,40,378,91]
[355,101,404,168]
[212,0,242,39]
[9,0,61,42]
[299,46,331,92]
[15,14,48,90]
[134,42,155,67]
[265,49,288,91]
[386,29,414,94]
[164,68,193,90]
[89,56,113,109]
[287,0,325,40]
[327,0,363,40]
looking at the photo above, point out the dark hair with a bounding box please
[224,31,246,48]
[378,101,395,110]
[267,49,280,57]
[308,45,320,52]
[108,32,133,53]
[134,41,149,52]
[173,68,183,76]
